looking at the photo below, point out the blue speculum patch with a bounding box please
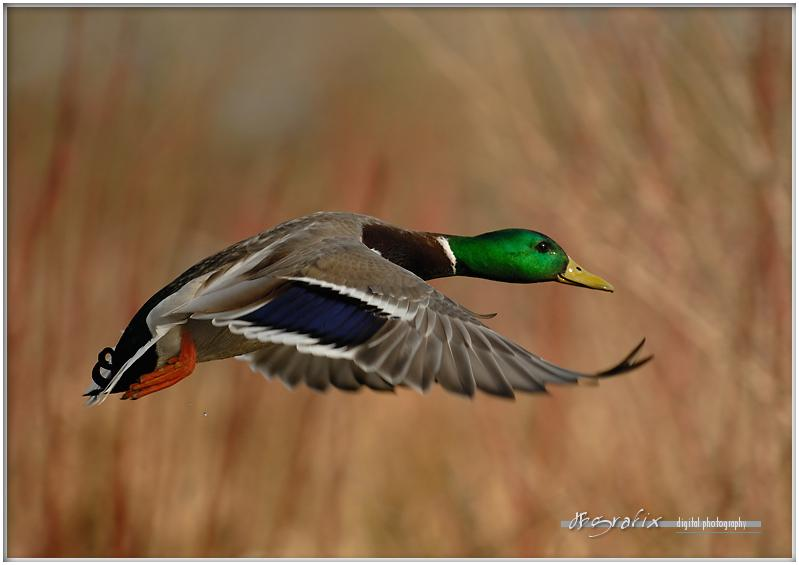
[240,282,387,347]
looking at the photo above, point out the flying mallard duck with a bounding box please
[86,212,651,405]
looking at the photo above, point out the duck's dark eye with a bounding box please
[535,241,550,253]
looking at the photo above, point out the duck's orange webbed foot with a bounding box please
[122,330,197,400]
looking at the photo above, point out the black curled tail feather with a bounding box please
[89,347,116,392]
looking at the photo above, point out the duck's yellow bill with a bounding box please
[556,257,615,292]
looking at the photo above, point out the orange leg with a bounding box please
[122,330,197,400]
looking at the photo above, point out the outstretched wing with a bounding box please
[174,238,651,398]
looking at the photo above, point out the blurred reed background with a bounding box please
[7,7,792,558]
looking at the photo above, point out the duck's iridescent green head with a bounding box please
[445,229,614,291]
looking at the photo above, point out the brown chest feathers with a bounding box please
[361,223,455,281]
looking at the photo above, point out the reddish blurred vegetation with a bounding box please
[7,7,792,557]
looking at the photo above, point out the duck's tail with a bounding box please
[84,333,165,406]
